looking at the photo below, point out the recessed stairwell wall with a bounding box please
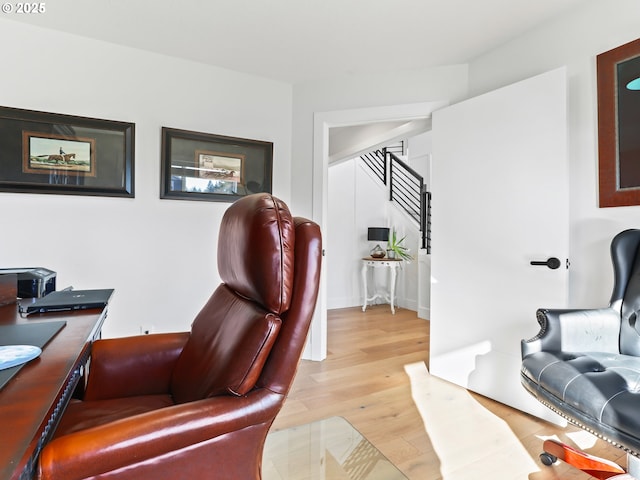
[327,132,432,317]
[409,132,432,320]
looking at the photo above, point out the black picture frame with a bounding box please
[160,127,273,202]
[597,38,640,207]
[0,106,134,197]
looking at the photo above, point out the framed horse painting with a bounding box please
[160,127,273,202]
[0,106,134,197]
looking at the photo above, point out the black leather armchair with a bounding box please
[521,229,640,479]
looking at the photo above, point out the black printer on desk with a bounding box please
[0,268,56,298]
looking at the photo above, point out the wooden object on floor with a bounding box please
[541,439,627,479]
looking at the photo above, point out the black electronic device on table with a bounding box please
[21,288,114,315]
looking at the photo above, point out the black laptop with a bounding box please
[22,288,114,315]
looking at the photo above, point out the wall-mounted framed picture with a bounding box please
[597,37,640,207]
[160,127,273,202]
[0,106,134,197]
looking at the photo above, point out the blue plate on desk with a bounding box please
[0,345,42,371]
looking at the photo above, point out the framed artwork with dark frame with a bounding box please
[160,127,273,202]
[0,106,134,197]
[597,38,640,207]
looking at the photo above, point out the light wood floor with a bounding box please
[270,306,627,479]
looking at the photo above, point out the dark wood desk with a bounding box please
[0,303,107,480]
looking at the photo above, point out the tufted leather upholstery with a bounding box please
[37,193,322,480]
[521,229,640,456]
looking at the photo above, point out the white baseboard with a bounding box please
[398,298,418,311]
[327,296,361,310]
[328,296,423,313]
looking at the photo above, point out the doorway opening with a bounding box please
[308,101,447,361]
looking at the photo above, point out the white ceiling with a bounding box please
[9,0,589,85]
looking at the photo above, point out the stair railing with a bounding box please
[360,149,386,185]
[387,150,430,251]
[360,142,431,253]
[358,145,431,252]
[388,151,421,225]
[423,190,431,253]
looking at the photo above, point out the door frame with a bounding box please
[309,101,447,360]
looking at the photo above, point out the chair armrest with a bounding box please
[521,307,621,358]
[39,389,282,480]
[84,332,190,401]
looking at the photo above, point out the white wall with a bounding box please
[407,132,432,319]
[468,0,640,308]
[0,19,292,338]
[327,160,359,308]
[407,131,432,186]
[327,158,393,310]
[3,0,624,346]
[386,198,420,311]
[327,156,422,311]
[291,66,470,219]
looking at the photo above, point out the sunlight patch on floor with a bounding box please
[404,361,542,480]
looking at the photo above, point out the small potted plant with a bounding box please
[386,229,413,260]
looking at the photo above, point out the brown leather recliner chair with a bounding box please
[38,193,322,480]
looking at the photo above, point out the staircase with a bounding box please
[360,142,431,253]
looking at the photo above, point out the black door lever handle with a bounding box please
[530,257,561,270]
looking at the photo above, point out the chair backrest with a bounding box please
[610,229,640,355]
[170,194,297,403]
[257,216,322,395]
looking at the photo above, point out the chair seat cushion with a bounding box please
[522,351,640,451]
[54,394,175,437]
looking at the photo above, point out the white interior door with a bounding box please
[430,67,568,423]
